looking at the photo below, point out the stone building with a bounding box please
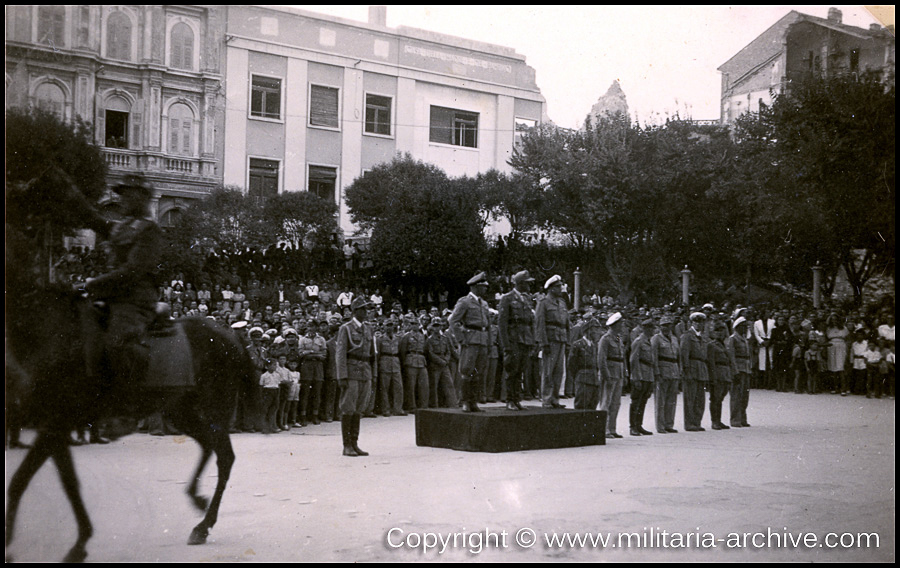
[5,5,226,230]
[718,7,895,125]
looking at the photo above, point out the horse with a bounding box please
[5,283,257,562]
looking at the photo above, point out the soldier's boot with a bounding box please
[341,416,358,457]
[636,404,653,435]
[351,414,369,456]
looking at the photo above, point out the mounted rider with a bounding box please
[78,173,164,390]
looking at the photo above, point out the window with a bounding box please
[106,11,132,61]
[365,94,391,136]
[309,85,339,128]
[37,6,65,48]
[105,110,129,148]
[309,166,337,203]
[161,208,182,228]
[250,75,282,120]
[168,103,193,156]
[429,106,478,148]
[248,158,279,204]
[34,82,65,117]
[170,22,194,70]
[514,117,537,148]
[850,48,860,74]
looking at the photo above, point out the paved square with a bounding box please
[5,390,894,562]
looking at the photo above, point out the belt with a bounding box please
[464,324,489,332]
[736,355,750,359]
[406,350,424,354]
[348,353,370,361]
[607,356,624,362]
[639,359,653,366]
[379,354,399,359]
[545,322,564,328]
[658,355,678,363]
[853,355,866,359]
[716,362,731,367]
[690,356,706,362]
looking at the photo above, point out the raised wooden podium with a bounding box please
[415,406,607,453]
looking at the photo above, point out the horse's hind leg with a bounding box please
[188,433,234,545]
[5,432,53,555]
[187,446,212,511]
[49,432,94,563]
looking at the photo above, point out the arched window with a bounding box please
[106,11,132,61]
[168,103,194,156]
[34,82,66,117]
[105,95,131,148]
[161,208,183,228]
[37,6,65,48]
[170,23,194,71]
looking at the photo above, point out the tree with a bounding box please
[750,71,895,304]
[261,191,339,251]
[476,169,544,243]
[6,107,108,283]
[344,154,488,290]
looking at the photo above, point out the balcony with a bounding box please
[101,148,216,178]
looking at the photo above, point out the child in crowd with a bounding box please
[864,336,884,399]
[259,359,282,434]
[849,328,869,396]
[285,358,302,428]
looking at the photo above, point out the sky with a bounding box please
[297,5,893,129]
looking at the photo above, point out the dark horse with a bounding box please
[5,283,256,562]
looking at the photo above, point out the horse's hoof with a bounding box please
[63,545,88,563]
[188,528,208,545]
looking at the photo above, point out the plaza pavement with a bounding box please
[5,389,894,562]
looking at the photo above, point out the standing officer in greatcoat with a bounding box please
[681,312,709,431]
[535,275,569,409]
[449,272,492,412]
[335,297,375,456]
[497,270,536,411]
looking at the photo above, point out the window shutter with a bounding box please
[310,86,339,128]
[182,119,192,155]
[170,117,180,154]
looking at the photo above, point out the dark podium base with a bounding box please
[415,406,607,452]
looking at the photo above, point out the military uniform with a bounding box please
[706,336,733,429]
[399,325,428,411]
[652,328,681,433]
[298,332,327,424]
[425,322,458,408]
[534,277,569,408]
[449,275,492,410]
[726,324,752,427]
[375,331,404,415]
[568,333,600,410]
[335,301,375,456]
[86,214,163,387]
[598,320,626,437]
[680,320,709,431]
[629,329,655,435]
[497,282,536,406]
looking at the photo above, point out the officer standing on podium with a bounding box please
[497,270,536,411]
[449,272,492,412]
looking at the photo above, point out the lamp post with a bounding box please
[681,266,692,306]
[812,263,823,309]
[574,268,582,311]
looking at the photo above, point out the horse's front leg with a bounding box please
[6,432,53,558]
[48,431,94,563]
[187,446,213,512]
[188,434,234,545]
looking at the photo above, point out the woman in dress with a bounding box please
[826,312,850,395]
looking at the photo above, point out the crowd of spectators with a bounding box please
[51,245,894,441]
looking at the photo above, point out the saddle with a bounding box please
[84,302,194,389]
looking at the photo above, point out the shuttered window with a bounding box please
[309,165,337,203]
[309,85,340,128]
[168,103,193,156]
[170,23,194,70]
[106,11,131,61]
[38,6,66,48]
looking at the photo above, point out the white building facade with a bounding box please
[222,6,546,235]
